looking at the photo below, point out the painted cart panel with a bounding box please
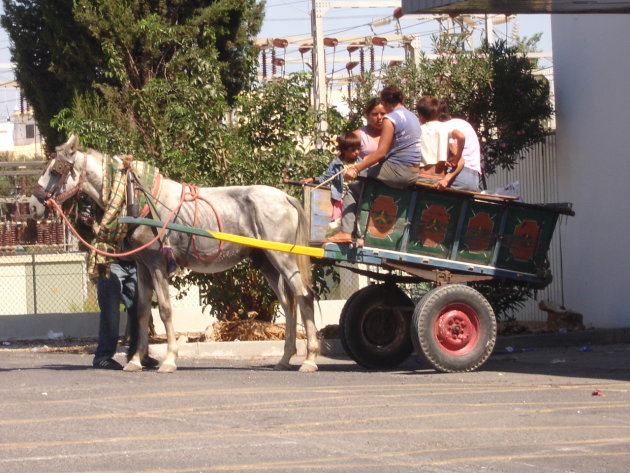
[319,179,573,287]
[358,185,412,251]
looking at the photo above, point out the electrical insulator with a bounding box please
[346,61,359,72]
[359,48,365,74]
[261,49,267,78]
[347,43,360,54]
[370,47,375,72]
[371,37,388,47]
[272,38,288,49]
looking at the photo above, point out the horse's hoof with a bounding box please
[298,360,319,373]
[274,361,292,371]
[158,363,177,373]
[123,361,142,372]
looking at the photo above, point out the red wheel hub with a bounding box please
[434,303,480,355]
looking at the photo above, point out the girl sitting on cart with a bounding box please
[301,132,362,227]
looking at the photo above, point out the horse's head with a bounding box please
[29,135,82,219]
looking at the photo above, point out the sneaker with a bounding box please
[93,358,123,370]
[141,356,160,369]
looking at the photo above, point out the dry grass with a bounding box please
[207,320,305,342]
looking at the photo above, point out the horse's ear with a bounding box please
[66,134,79,152]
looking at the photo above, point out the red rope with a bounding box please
[180,183,224,262]
[47,198,174,258]
[46,181,225,260]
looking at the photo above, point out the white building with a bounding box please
[402,1,630,328]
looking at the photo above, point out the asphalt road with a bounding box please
[1,344,629,473]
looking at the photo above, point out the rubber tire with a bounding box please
[338,289,362,362]
[339,284,414,369]
[412,284,497,373]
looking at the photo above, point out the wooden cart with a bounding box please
[121,178,573,373]
[304,179,573,372]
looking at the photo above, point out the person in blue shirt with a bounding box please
[325,85,422,243]
[301,132,361,222]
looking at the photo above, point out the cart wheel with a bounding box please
[338,289,362,361]
[412,284,496,373]
[339,284,414,369]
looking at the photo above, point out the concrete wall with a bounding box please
[0,281,346,341]
[551,14,630,327]
[485,134,567,323]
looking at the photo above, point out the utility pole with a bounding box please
[485,14,494,45]
[311,0,327,122]
[310,0,400,115]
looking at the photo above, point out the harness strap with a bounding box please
[36,154,87,204]
[181,183,225,262]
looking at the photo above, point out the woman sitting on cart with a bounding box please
[324,85,421,244]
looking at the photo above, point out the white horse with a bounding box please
[29,135,320,373]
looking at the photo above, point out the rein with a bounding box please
[47,197,172,258]
[44,159,226,262]
[41,152,174,259]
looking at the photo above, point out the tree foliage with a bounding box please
[1,0,264,153]
[4,0,344,322]
[1,0,105,148]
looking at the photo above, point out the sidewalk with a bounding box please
[494,326,630,350]
[3,326,629,360]
[151,327,630,360]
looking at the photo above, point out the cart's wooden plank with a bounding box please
[118,217,325,258]
[414,179,519,201]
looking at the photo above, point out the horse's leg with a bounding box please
[150,267,178,373]
[296,287,318,373]
[263,252,320,372]
[257,258,297,370]
[124,263,152,372]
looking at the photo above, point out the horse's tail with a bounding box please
[287,195,313,289]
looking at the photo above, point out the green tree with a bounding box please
[1,0,105,149]
[1,0,264,153]
[165,74,344,321]
[4,3,554,322]
[343,35,552,319]
[51,47,343,321]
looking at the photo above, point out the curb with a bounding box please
[149,338,346,360]
[495,327,630,350]
[148,328,630,360]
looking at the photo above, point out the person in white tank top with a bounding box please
[415,95,466,189]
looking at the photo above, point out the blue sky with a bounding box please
[0,1,552,120]
[258,1,552,76]
[259,1,552,50]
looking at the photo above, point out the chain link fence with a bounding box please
[0,249,97,316]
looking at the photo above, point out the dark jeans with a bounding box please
[93,261,139,363]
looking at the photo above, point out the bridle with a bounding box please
[32,149,87,205]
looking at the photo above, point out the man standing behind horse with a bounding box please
[77,198,158,370]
